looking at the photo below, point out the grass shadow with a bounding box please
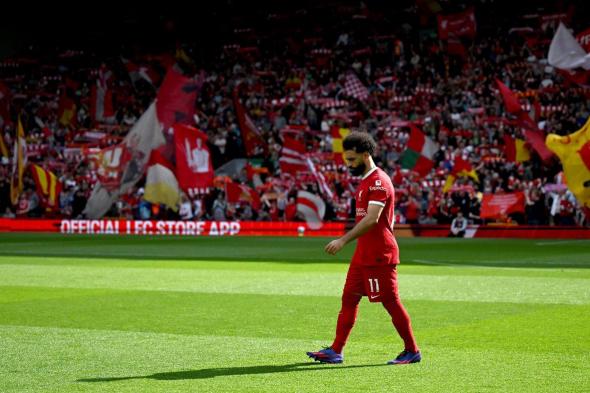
[77,362,389,382]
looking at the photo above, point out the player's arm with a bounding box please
[325,203,383,255]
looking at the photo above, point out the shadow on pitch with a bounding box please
[77,362,387,382]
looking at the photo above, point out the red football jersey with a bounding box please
[351,167,399,266]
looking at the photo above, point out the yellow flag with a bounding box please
[546,117,590,208]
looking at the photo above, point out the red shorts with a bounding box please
[342,264,399,303]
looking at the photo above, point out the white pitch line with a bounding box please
[535,240,590,246]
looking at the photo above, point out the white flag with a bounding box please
[548,23,590,70]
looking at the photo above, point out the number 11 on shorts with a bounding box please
[368,278,380,293]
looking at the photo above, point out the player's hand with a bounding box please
[325,238,345,255]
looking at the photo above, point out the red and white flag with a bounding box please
[306,157,334,201]
[279,136,308,176]
[343,72,369,101]
[174,124,214,196]
[297,191,326,230]
[121,57,160,87]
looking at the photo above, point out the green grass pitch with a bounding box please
[0,233,589,392]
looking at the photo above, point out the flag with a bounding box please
[10,117,27,204]
[174,124,214,196]
[279,136,308,175]
[84,66,200,218]
[143,149,181,210]
[548,23,590,71]
[496,80,553,162]
[400,125,438,176]
[155,67,199,132]
[58,78,78,127]
[233,87,267,157]
[443,156,479,192]
[306,157,334,201]
[83,103,165,218]
[331,126,350,165]
[503,135,531,162]
[577,27,590,52]
[296,190,325,230]
[90,66,115,124]
[121,57,159,88]
[480,192,526,219]
[496,79,522,115]
[343,72,369,101]
[437,8,476,40]
[29,164,62,211]
[545,117,590,209]
[225,181,261,210]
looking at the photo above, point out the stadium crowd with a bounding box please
[0,1,588,227]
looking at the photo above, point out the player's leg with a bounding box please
[330,289,362,354]
[307,265,363,363]
[377,266,421,364]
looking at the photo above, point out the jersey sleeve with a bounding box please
[367,179,389,207]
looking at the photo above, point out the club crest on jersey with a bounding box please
[375,180,381,186]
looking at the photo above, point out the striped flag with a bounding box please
[306,157,334,201]
[400,125,438,176]
[296,191,325,230]
[29,164,62,211]
[279,136,308,175]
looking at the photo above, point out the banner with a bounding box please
[480,192,526,219]
[174,124,214,195]
[437,8,476,40]
[0,219,345,237]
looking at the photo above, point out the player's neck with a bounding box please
[361,158,377,178]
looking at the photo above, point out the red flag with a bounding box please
[233,87,267,157]
[226,181,261,210]
[174,124,214,196]
[480,192,526,219]
[437,8,476,40]
[496,80,522,115]
[156,67,199,131]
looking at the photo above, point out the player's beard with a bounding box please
[349,163,366,176]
